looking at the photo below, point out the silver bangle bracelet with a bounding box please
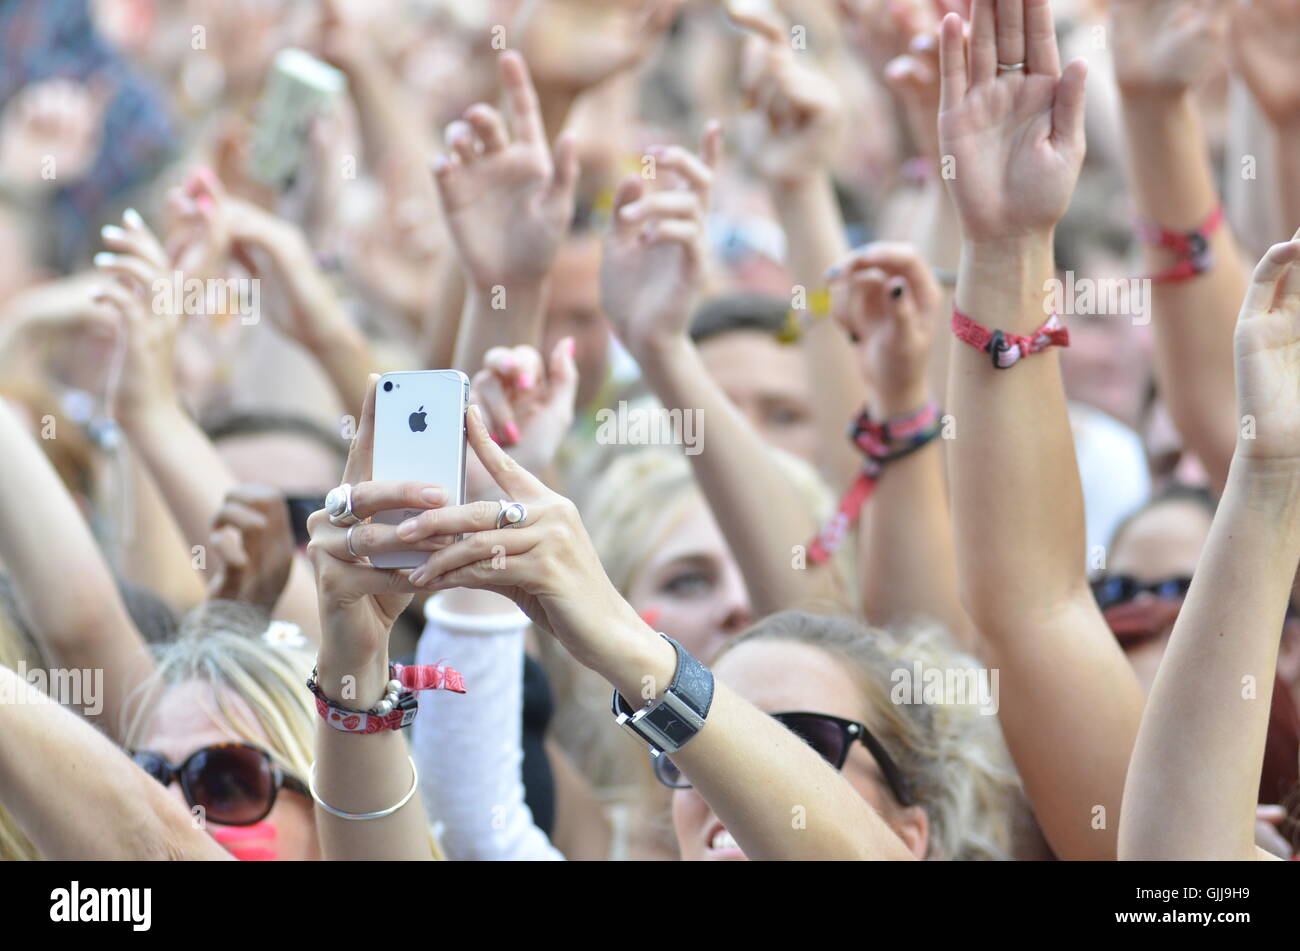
[308,755,419,821]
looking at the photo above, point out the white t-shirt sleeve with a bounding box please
[411,593,564,861]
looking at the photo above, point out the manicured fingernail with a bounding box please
[640,608,661,628]
[398,517,421,539]
[563,337,576,357]
[195,193,214,211]
[490,430,502,445]
[503,422,521,444]
[516,372,535,390]
[123,208,143,228]
[421,487,445,505]
[93,252,114,266]
[409,566,428,586]
[101,225,125,240]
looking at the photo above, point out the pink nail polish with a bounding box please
[563,337,576,358]
[517,372,535,390]
[504,422,521,444]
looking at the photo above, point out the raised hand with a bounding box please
[304,376,446,668]
[1110,0,1228,97]
[1229,0,1300,127]
[937,0,1088,241]
[468,337,578,476]
[432,51,579,292]
[828,243,940,415]
[207,485,296,613]
[599,123,722,357]
[732,9,843,186]
[837,0,962,80]
[92,210,182,419]
[885,28,944,162]
[1233,229,1300,461]
[0,78,107,190]
[515,0,683,96]
[405,404,635,663]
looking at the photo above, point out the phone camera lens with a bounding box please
[383,381,394,392]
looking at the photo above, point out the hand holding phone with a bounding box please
[371,370,470,569]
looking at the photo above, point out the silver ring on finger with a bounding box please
[997,61,1026,72]
[496,500,528,530]
[345,524,366,562]
[326,482,361,527]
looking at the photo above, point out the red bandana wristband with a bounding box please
[951,308,1069,369]
[807,402,942,564]
[1136,203,1223,284]
[308,662,467,734]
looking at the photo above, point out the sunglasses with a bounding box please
[1090,574,1193,611]
[652,711,914,806]
[130,742,309,827]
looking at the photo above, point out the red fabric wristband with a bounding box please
[951,308,1069,369]
[1136,203,1223,284]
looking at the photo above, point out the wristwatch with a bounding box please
[612,635,714,756]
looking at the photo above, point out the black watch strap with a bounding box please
[612,635,715,755]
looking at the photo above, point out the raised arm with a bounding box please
[940,0,1144,860]
[1230,0,1300,241]
[0,665,229,860]
[731,9,865,489]
[435,52,579,373]
[304,375,450,861]
[95,211,322,643]
[401,405,916,860]
[600,127,845,616]
[827,242,971,646]
[0,400,153,741]
[1120,233,1300,861]
[1111,0,1249,493]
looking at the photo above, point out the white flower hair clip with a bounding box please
[263,621,307,649]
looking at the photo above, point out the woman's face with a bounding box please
[624,495,752,664]
[671,638,928,861]
[138,679,318,861]
[1107,500,1212,693]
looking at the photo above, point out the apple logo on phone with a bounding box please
[409,406,427,433]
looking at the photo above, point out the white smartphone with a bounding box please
[371,369,470,570]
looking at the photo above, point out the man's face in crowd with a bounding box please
[697,329,818,465]
[543,236,610,413]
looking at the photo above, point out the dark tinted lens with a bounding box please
[774,713,849,767]
[652,753,688,789]
[182,745,276,825]
[1091,575,1135,609]
[1153,577,1192,600]
[131,751,171,785]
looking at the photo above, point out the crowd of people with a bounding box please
[1,0,1298,862]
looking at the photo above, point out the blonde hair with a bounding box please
[120,600,445,859]
[122,601,316,793]
[721,611,1026,861]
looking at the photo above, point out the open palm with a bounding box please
[1235,233,1300,461]
[937,0,1086,242]
[434,51,577,289]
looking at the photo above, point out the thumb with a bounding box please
[1051,59,1088,150]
